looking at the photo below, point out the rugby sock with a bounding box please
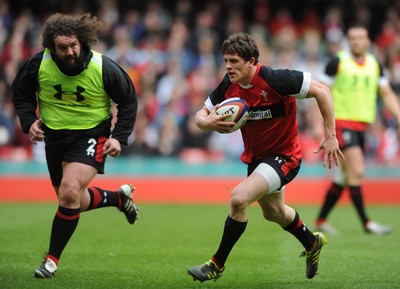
[86,187,122,211]
[316,183,344,223]
[284,211,315,251]
[48,206,80,261]
[213,216,247,268]
[349,185,369,225]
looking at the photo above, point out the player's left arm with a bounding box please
[102,56,138,145]
[102,55,138,157]
[378,83,400,139]
[266,68,343,167]
[306,78,344,168]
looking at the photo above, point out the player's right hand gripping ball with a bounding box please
[216,97,249,132]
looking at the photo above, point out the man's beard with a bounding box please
[53,53,84,75]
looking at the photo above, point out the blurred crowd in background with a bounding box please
[0,0,400,165]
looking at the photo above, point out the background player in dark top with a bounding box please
[188,32,344,282]
[314,24,400,235]
[12,13,139,278]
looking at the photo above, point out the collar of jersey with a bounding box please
[239,83,253,89]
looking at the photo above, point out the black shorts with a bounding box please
[337,128,365,151]
[43,122,110,186]
[247,154,302,189]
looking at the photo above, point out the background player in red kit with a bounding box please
[188,32,344,282]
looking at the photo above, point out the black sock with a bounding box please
[48,206,80,261]
[284,211,315,251]
[86,187,122,211]
[316,183,344,222]
[349,185,369,225]
[213,216,247,268]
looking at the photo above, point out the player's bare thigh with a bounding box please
[342,146,365,185]
[229,173,269,221]
[230,164,284,211]
[232,173,270,205]
[57,162,97,208]
[251,161,295,226]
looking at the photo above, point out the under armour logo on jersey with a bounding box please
[260,90,269,102]
[53,84,86,101]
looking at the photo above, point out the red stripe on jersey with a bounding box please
[95,136,107,163]
[56,210,80,220]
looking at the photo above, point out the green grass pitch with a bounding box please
[0,203,399,289]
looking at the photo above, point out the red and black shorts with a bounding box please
[247,154,302,193]
[336,128,365,152]
[42,122,110,186]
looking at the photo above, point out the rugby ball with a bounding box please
[216,97,249,131]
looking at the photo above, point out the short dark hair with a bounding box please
[41,13,102,51]
[221,32,259,65]
[345,22,370,37]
